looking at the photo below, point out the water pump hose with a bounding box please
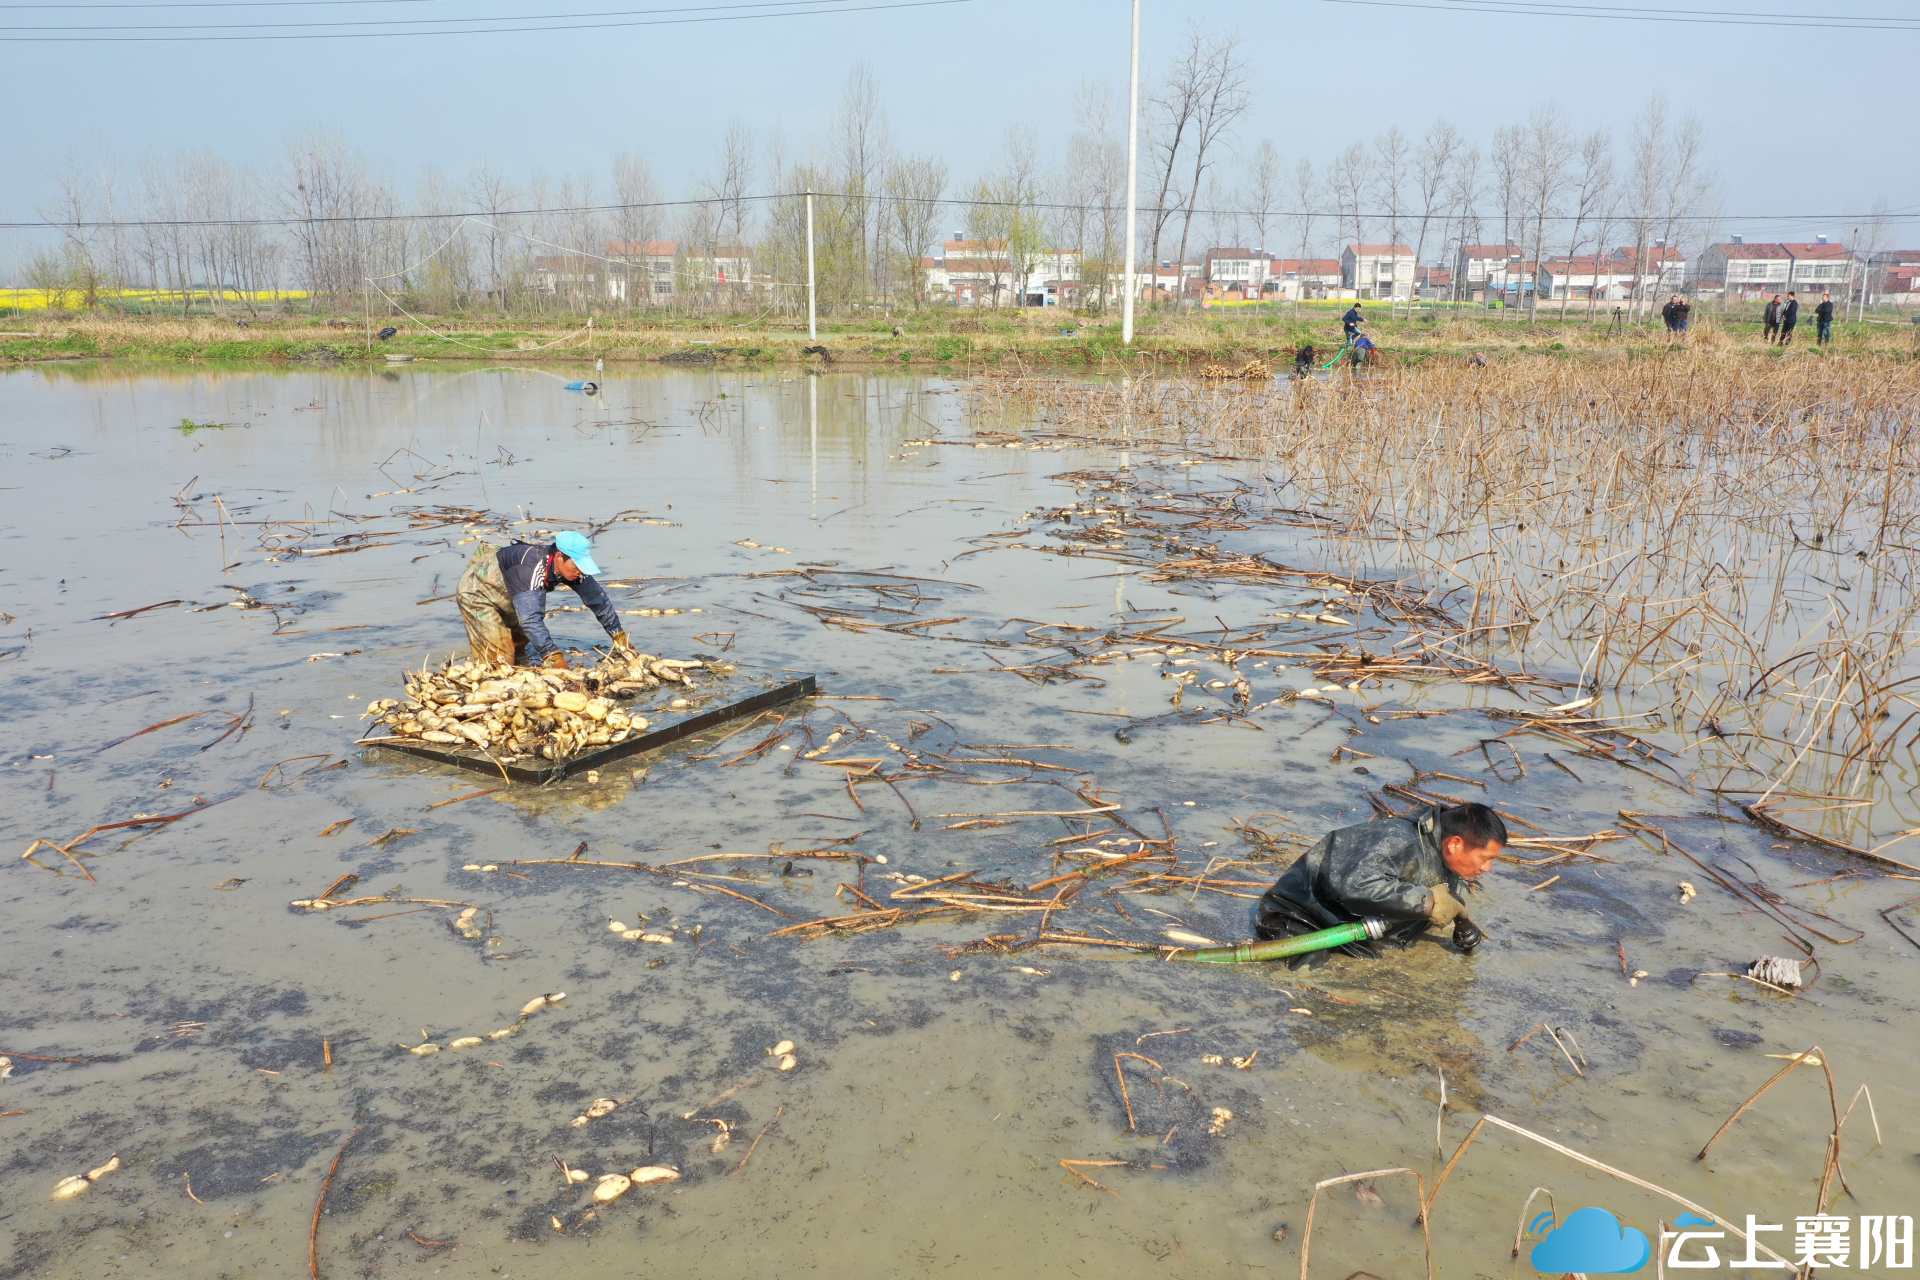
[1168,917,1388,963]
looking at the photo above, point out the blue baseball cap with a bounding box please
[553,531,601,576]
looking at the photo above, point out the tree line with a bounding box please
[20,30,1720,320]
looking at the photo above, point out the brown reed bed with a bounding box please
[965,353,1920,856]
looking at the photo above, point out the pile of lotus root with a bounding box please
[364,650,710,761]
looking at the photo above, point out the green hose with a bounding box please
[1169,917,1387,964]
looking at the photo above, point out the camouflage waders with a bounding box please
[456,542,526,665]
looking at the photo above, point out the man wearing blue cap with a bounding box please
[456,530,628,669]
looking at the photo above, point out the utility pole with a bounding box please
[1121,0,1141,346]
[805,188,818,342]
[1851,223,1863,323]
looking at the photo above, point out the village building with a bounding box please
[1341,243,1415,300]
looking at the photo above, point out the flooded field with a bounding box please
[2,361,1916,1280]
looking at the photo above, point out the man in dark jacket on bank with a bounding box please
[456,530,627,669]
[1780,292,1800,345]
[1815,292,1835,345]
[1342,302,1363,341]
[1763,295,1782,343]
[1253,802,1505,966]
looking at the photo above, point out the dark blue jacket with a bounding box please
[1343,306,1363,335]
[497,542,620,660]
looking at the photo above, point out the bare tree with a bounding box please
[41,159,112,311]
[1142,31,1207,276]
[1445,145,1483,302]
[998,125,1046,308]
[1624,98,1669,321]
[281,127,392,314]
[1239,139,1283,253]
[885,155,947,307]
[611,154,661,310]
[1170,31,1250,282]
[1557,129,1613,321]
[1656,112,1713,305]
[467,165,520,313]
[1519,105,1572,319]
[1290,158,1320,269]
[1408,121,1460,304]
[834,63,890,302]
[1326,142,1371,260]
[693,120,754,308]
[1068,79,1126,311]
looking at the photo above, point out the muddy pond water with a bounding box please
[2,363,1916,1280]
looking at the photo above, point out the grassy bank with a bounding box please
[4,305,1915,370]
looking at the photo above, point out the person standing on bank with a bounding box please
[1252,802,1505,967]
[1780,292,1800,345]
[457,530,628,669]
[1815,292,1836,345]
[1343,301,1363,343]
[1762,294,1782,344]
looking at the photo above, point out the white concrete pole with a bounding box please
[1121,0,1141,346]
[806,189,818,342]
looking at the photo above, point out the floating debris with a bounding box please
[592,1174,631,1203]
[570,1098,621,1127]
[632,1166,680,1185]
[1200,1054,1225,1066]
[1748,956,1804,989]
[448,1036,483,1050]
[407,1043,441,1056]
[1207,1107,1233,1135]
[51,1155,120,1200]
[769,1039,795,1057]
[776,1054,798,1072]
[519,992,566,1018]
[1679,881,1698,902]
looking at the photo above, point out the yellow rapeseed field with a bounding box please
[0,288,307,312]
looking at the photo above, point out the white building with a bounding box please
[1454,244,1523,300]
[1341,243,1414,300]
[605,241,681,300]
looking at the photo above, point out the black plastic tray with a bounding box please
[366,671,816,784]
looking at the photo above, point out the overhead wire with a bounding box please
[1312,0,1920,31]
[8,0,861,33]
[0,0,969,38]
[8,188,1918,232]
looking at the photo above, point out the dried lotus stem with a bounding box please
[309,1125,360,1280]
[728,1105,784,1178]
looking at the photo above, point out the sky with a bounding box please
[4,0,1917,263]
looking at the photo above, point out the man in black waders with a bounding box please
[1253,802,1505,967]
[457,530,628,669]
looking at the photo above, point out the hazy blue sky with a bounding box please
[4,0,1916,257]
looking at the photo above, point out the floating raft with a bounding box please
[368,667,815,784]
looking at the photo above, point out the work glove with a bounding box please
[1452,916,1485,953]
[1427,883,1468,926]
[542,651,570,670]
[609,630,633,653]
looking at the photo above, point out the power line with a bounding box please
[0,0,967,39]
[3,0,477,8]
[9,189,1918,232]
[1314,0,1920,31]
[9,0,856,33]
[1432,0,1918,23]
